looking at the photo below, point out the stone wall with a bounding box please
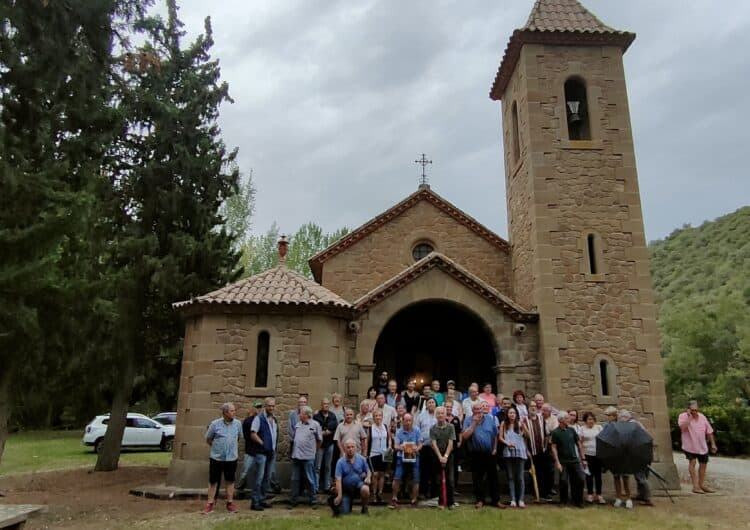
[167,311,349,489]
[321,199,512,302]
[500,43,673,466]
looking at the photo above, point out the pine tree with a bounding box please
[93,0,241,470]
[0,0,121,463]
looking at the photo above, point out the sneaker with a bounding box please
[586,494,594,503]
[519,501,526,509]
[226,502,238,513]
[201,502,214,514]
[614,499,623,508]
[597,496,607,504]
[259,501,272,508]
[509,501,517,508]
[250,504,264,512]
[389,498,398,510]
[625,499,633,509]
[457,465,463,473]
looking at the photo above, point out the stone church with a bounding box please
[167,0,676,488]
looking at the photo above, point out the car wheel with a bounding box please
[161,436,174,452]
[94,438,104,454]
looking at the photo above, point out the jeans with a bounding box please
[315,444,334,491]
[250,452,275,506]
[237,454,255,492]
[291,458,317,503]
[505,457,525,504]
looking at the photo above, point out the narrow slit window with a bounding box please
[511,101,521,163]
[255,331,270,387]
[565,78,591,140]
[599,360,609,396]
[587,233,598,274]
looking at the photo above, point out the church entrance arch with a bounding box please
[372,300,497,392]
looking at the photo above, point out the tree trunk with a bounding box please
[0,365,12,465]
[94,352,135,471]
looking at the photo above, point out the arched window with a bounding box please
[255,331,270,388]
[564,78,591,140]
[412,242,434,261]
[587,233,598,274]
[599,359,609,396]
[511,101,521,163]
[592,354,618,404]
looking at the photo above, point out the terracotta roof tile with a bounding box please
[175,265,352,311]
[522,0,618,34]
[490,0,635,100]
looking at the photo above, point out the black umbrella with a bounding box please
[596,421,653,475]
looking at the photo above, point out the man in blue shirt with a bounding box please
[390,413,423,508]
[462,402,503,509]
[333,438,371,515]
[203,402,243,514]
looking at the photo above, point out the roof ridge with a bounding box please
[308,187,509,283]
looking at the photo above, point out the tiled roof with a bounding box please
[174,265,352,313]
[309,185,509,283]
[353,252,538,323]
[489,0,635,100]
[523,0,618,33]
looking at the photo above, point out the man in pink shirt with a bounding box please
[678,400,718,494]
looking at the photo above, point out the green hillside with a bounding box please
[648,206,750,407]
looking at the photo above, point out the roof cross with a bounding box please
[414,153,433,186]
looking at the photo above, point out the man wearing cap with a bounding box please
[238,401,263,493]
[678,400,718,494]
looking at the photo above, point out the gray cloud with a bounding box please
[173,0,750,241]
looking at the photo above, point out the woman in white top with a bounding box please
[579,411,605,504]
[368,408,391,504]
[444,389,463,423]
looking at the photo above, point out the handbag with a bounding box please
[383,447,394,463]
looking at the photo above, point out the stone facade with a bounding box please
[320,196,512,302]
[166,0,677,489]
[498,42,673,468]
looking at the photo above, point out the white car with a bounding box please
[83,412,173,453]
[152,412,177,439]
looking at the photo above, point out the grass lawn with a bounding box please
[208,505,713,530]
[0,430,171,475]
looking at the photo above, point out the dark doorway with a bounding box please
[373,300,497,392]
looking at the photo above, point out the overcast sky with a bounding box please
[171,0,749,242]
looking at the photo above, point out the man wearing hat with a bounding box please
[238,401,264,493]
[444,380,463,402]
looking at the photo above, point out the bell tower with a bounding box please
[492,0,676,479]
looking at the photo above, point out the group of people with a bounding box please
[201,372,719,516]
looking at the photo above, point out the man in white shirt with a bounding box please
[462,383,484,418]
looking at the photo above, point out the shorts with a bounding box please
[684,451,709,463]
[394,458,420,482]
[369,454,387,472]
[209,458,238,485]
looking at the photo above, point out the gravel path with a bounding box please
[673,453,750,493]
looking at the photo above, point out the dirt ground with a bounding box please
[1,457,750,530]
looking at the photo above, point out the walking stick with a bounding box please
[441,466,447,508]
[529,456,540,502]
